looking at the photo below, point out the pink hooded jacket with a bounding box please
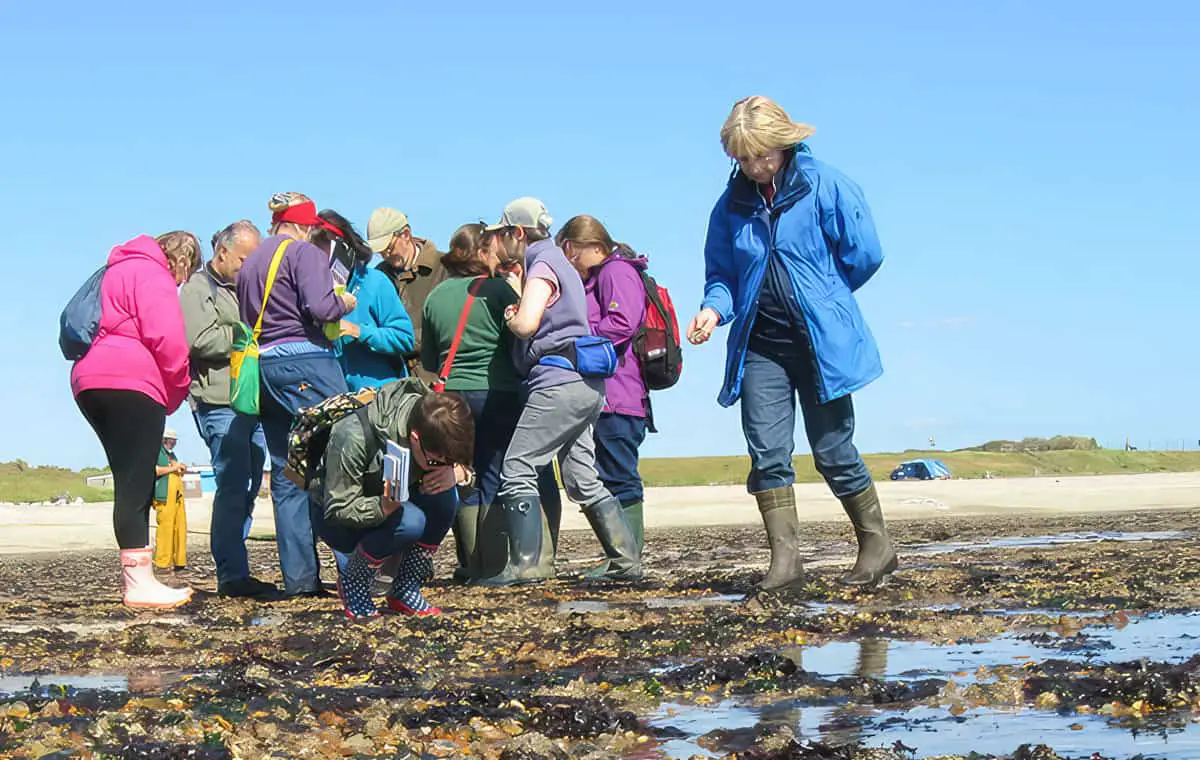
[70,235,191,412]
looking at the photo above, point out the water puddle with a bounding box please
[645,594,745,610]
[650,613,1200,757]
[911,530,1189,554]
[652,701,1200,759]
[0,615,193,636]
[1031,611,1200,662]
[556,595,745,615]
[0,669,188,697]
[769,613,1198,683]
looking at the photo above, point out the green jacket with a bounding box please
[154,446,177,502]
[321,378,427,529]
[179,265,240,406]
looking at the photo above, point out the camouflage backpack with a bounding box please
[284,387,378,489]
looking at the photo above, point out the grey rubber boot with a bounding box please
[755,486,805,592]
[475,494,546,587]
[451,503,480,584]
[581,497,643,581]
[838,484,898,587]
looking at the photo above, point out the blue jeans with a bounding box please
[594,412,647,505]
[740,349,872,498]
[458,389,562,512]
[193,403,267,584]
[259,349,349,595]
[321,488,458,559]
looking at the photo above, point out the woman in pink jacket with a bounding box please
[71,232,197,609]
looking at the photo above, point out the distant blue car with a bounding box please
[890,459,952,481]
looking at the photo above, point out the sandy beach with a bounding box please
[1,470,1196,555]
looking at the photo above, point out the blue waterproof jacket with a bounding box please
[334,263,415,392]
[701,144,883,407]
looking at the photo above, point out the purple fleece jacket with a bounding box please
[585,255,649,418]
[237,234,349,349]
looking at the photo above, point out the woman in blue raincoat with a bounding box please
[687,96,896,590]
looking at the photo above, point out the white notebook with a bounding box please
[382,440,410,503]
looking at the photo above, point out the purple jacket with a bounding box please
[585,255,649,418]
[237,235,349,349]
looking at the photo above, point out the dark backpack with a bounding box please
[58,265,108,361]
[284,388,379,489]
[632,270,683,390]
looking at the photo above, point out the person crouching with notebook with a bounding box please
[318,378,475,619]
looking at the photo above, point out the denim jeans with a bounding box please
[458,389,562,512]
[321,488,458,559]
[193,403,268,584]
[259,349,349,595]
[740,349,872,498]
[593,412,647,506]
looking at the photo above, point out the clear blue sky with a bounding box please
[3,1,1197,469]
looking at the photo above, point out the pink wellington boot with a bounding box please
[121,548,192,610]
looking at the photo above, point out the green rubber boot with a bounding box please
[583,501,644,579]
[837,484,898,587]
[755,486,805,592]
[581,497,643,582]
[451,503,480,584]
[475,494,546,587]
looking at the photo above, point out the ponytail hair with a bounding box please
[443,223,492,277]
[556,215,637,260]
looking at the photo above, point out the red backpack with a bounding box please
[632,270,683,390]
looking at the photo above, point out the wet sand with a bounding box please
[0,485,1198,759]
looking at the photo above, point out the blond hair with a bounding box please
[720,96,815,158]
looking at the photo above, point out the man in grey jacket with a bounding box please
[180,220,278,600]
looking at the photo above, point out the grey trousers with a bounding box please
[498,380,611,508]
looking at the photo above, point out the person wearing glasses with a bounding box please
[367,208,448,385]
[687,96,896,592]
[318,379,476,619]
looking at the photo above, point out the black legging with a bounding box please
[76,389,166,549]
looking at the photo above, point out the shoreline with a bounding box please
[1,470,1197,555]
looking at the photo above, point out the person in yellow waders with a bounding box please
[153,429,188,571]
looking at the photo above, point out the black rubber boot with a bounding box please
[451,504,480,584]
[755,486,805,592]
[475,494,545,587]
[838,484,898,587]
[581,497,643,581]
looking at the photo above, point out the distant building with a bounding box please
[85,463,269,498]
[85,472,114,489]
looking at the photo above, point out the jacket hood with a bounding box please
[366,378,428,445]
[107,234,169,269]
